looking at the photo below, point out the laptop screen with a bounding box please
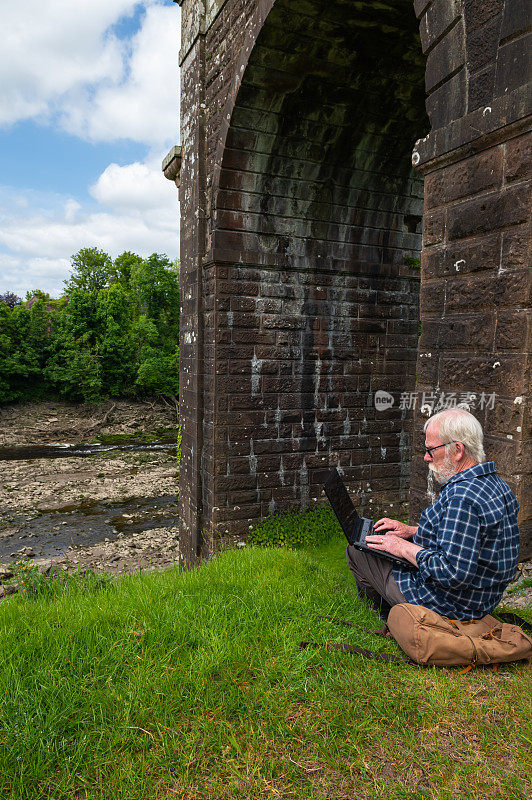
[323,469,360,542]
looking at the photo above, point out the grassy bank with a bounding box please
[0,535,530,800]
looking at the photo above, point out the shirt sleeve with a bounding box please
[416,497,483,589]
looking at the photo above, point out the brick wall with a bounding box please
[412,0,531,557]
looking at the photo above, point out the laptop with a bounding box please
[323,468,413,569]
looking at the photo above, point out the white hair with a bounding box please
[424,407,485,463]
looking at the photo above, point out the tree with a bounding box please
[96,283,136,397]
[131,253,180,325]
[0,292,22,308]
[1,249,180,404]
[135,349,179,397]
[111,251,144,287]
[0,299,50,402]
[64,247,113,295]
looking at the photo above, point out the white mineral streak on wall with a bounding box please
[251,350,262,395]
[275,404,282,442]
[314,420,326,453]
[249,438,257,475]
[313,352,322,409]
[299,457,309,510]
[279,456,285,486]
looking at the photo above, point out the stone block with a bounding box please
[501,226,531,270]
[464,0,504,31]
[423,208,445,247]
[426,68,466,129]
[494,35,532,97]
[484,397,526,439]
[484,436,522,477]
[440,312,495,349]
[425,22,465,93]
[505,133,532,183]
[419,0,462,54]
[416,353,439,386]
[414,0,432,18]
[422,234,501,278]
[444,147,503,203]
[467,16,502,73]
[440,354,526,396]
[495,310,530,351]
[468,66,496,111]
[420,280,446,314]
[500,0,531,41]
[447,186,530,240]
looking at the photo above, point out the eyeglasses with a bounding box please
[424,441,458,459]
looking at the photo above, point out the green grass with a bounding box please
[87,427,179,445]
[0,536,530,800]
[505,577,532,595]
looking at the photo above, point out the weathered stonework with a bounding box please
[170,0,531,562]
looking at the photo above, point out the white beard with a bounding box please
[429,455,457,485]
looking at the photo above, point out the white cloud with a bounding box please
[62,4,180,147]
[0,0,137,126]
[0,1,179,149]
[90,160,175,210]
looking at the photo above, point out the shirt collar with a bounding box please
[440,461,497,489]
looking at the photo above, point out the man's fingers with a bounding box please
[373,518,393,531]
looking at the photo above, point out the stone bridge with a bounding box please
[164,0,531,562]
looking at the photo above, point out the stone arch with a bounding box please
[172,0,531,562]
[207,0,426,539]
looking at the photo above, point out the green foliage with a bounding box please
[134,350,179,397]
[64,247,113,294]
[404,255,421,269]
[249,507,342,549]
[0,299,51,402]
[176,420,182,466]
[0,248,180,404]
[110,250,144,286]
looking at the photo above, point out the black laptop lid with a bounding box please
[324,467,414,569]
[323,468,361,544]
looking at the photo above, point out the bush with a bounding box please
[249,507,342,549]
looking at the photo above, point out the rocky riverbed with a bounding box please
[0,400,181,580]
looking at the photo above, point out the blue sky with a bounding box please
[0,0,180,299]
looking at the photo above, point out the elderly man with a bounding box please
[346,407,520,621]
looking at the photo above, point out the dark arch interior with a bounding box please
[211,0,429,526]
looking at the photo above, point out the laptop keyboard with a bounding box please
[359,518,374,543]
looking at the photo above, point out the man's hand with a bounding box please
[372,518,417,539]
[366,533,422,568]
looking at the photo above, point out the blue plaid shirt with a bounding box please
[394,462,520,620]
